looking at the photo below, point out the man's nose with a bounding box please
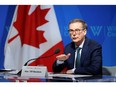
[72,31,76,35]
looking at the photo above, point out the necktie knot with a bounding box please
[77,47,81,51]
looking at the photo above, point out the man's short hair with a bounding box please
[69,18,88,30]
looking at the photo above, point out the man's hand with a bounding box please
[66,69,74,74]
[56,53,71,61]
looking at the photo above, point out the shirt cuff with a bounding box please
[56,60,64,65]
[72,68,76,73]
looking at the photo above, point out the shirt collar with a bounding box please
[75,39,85,49]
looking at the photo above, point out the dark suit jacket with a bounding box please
[53,37,102,75]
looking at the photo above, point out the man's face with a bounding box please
[69,22,87,44]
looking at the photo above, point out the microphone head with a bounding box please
[54,48,60,54]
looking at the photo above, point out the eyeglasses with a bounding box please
[68,29,84,34]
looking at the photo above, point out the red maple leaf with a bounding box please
[8,5,50,48]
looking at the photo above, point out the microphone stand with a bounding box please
[17,48,60,75]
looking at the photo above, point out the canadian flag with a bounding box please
[4,5,64,72]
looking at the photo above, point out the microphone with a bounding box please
[24,48,60,66]
[17,48,60,75]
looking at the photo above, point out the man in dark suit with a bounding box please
[53,18,102,75]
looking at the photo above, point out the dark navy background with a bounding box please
[0,5,116,69]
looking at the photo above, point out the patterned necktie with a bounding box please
[75,47,81,68]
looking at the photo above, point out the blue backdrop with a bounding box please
[0,5,116,69]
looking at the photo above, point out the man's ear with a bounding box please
[84,29,87,35]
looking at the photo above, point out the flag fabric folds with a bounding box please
[4,5,64,72]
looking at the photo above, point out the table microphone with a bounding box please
[17,48,60,75]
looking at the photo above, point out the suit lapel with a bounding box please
[70,43,76,68]
[81,37,89,65]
